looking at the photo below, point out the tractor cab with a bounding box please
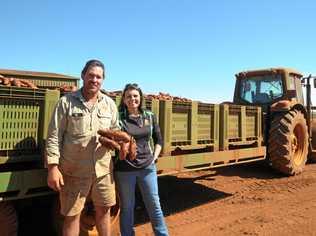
[233,68,316,175]
[233,68,304,110]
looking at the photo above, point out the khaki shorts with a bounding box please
[60,173,116,216]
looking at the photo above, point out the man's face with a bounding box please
[82,66,104,95]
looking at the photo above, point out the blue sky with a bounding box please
[1,0,316,103]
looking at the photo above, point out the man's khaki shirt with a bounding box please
[46,89,119,178]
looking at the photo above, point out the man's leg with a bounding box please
[95,206,111,236]
[60,175,91,236]
[63,214,81,236]
[91,173,116,235]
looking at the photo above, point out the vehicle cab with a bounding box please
[233,68,304,111]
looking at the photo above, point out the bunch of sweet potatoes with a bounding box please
[98,129,137,160]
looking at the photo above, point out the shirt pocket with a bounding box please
[97,110,112,129]
[68,114,89,135]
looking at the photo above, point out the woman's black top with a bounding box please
[114,110,163,171]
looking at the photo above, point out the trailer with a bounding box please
[0,67,314,235]
[0,69,78,235]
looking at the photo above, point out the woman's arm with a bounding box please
[153,144,162,161]
[151,113,163,162]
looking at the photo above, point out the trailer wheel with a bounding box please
[268,110,308,175]
[0,202,18,236]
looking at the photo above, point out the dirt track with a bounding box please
[16,161,316,235]
[134,161,316,236]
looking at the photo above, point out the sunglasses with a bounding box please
[124,83,139,89]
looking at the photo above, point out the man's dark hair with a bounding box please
[81,59,105,79]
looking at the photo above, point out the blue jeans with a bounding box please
[115,164,169,236]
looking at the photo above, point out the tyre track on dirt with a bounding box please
[135,163,316,236]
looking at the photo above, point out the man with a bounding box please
[46,59,119,236]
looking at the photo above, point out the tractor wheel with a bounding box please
[0,202,18,236]
[268,110,308,175]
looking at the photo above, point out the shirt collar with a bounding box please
[72,88,104,103]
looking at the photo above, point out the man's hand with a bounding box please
[47,164,64,192]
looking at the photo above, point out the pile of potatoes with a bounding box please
[0,74,77,92]
[0,74,37,89]
[102,90,192,102]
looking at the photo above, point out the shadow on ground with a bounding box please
[214,161,286,179]
[135,174,232,225]
[17,196,56,236]
[134,160,296,225]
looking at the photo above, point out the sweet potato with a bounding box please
[20,79,38,89]
[2,77,10,85]
[97,130,131,143]
[119,142,130,160]
[99,136,121,150]
[128,137,137,160]
[12,78,22,87]
[98,129,137,160]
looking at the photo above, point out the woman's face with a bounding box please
[123,88,141,111]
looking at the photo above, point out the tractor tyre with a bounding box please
[268,110,308,175]
[0,202,18,236]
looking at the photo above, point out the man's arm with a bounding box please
[110,99,120,130]
[46,98,68,191]
[47,164,64,191]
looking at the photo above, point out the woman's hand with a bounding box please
[153,144,162,163]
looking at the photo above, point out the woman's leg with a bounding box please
[138,164,169,236]
[115,171,137,236]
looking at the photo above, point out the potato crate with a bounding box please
[0,85,60,164]
[144,98,159,119]
[197,102,219,149]
[108,94,121,107]
[0,69,79,89]
[159,100,219,155]
[219,104,262,150]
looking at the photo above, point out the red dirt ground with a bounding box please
[134,162,316,236]
[16,161,316,236]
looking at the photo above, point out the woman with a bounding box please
[115,83,169,236]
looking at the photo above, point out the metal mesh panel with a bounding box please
[171,102,191,145]
[197,103,216,144]
[0,99,40,151]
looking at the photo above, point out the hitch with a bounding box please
[301,74,316,139]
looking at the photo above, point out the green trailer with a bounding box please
[3,67,305,236]
[0,87,59,198]
[156,100,265,176]
[0,69,79,235]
